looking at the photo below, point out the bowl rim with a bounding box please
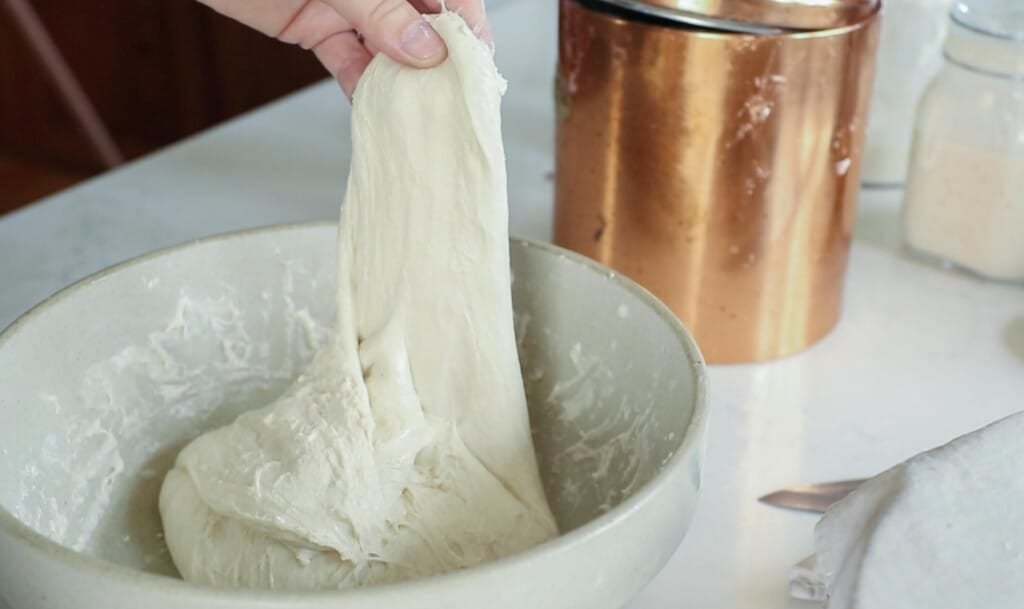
[0,221,708,602]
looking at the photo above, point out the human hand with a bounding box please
[198,0,491,98]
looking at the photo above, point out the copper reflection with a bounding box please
[554,0,880,363]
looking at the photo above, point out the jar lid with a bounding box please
[945,0,1024,77]
[597,0,879,34]
[952,0,1024,42]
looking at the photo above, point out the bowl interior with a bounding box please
[0,224,702,579]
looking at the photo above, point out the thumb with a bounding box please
[326,0,448,68]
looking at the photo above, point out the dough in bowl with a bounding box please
[159,12,558,591]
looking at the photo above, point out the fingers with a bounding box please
[313,30,374,99]
[417,0,492,44]
[322,0,448,68]
[197,0,311,36]
[285,0,493,100]
[276,0,350,49]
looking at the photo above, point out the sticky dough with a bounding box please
[159,13,558,591]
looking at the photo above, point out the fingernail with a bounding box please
[473,20,495,52]
[400,19,445,61]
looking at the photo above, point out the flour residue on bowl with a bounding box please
[516,307,681,532]
[545,342,666,516]
[19,394,126,552]
[11,260,332,574]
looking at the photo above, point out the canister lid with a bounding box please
[597,0,879,34]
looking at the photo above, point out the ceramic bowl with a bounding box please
[0,224,707,609]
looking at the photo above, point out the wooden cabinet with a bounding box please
[0,0,327,171]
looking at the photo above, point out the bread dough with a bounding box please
[159,13,558,591]
[814,411,1024,608]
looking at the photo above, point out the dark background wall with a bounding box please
[0,0,327,213]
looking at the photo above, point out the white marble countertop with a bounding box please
[1,0,1021,607]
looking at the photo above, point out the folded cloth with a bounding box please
[789,555,826,602]
[792,411,1024,608]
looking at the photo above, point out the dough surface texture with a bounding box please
[159,12,558,591]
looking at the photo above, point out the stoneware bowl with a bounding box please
[0,223,707,609]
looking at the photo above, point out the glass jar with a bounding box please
[861,0,949,187]
[902,0,1024,282]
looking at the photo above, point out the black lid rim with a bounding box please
[592,0,877,34]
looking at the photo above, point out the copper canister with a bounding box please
[554,0,881,363]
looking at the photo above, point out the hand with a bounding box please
[198,0,491,98]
